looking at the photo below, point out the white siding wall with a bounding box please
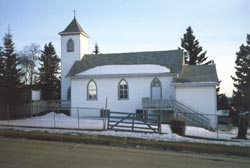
[175,86,217,128]
[71,75,175,116]
[60,34,89,100]
[80,35,89,58]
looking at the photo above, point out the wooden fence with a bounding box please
[0,100,70,120]
[107,111,161,133]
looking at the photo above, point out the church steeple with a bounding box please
[59,16,89,101]
[59,17,89,38]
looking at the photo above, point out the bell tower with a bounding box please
[59,16,89,101]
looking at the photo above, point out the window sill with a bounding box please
[118,99,129,101]
[87,99,97,101]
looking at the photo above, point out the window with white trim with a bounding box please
[118,79,128,100]
[87,80,97,100]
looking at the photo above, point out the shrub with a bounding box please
[170,119,186,136]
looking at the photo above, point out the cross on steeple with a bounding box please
[73,9,76,18]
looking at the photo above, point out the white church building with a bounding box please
[59,17,219,129]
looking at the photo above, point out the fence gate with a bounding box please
[107,111,161,133]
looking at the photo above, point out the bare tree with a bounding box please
[18,43,40,87]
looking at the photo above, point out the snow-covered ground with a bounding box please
[0,112,249,146]
[0,112,104,130]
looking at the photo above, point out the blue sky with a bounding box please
[0,0,249,96]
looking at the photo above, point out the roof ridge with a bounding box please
[184,64,215,67]
[85,49,182,56]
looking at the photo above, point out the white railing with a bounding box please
[142,97,173,110]
[142,97,210,129]
[173,100,210,129]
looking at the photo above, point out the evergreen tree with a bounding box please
[217,93,230,110]
[2,31,24,105]
[231,34,250,111]
[0,46,5,104]
[181,26,210,65]
[92,42,100,54]
[216,81,221,109]
[231,34,250,139]
[38,42,60,100]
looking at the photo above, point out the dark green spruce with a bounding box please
[217,93,230,110]
[232,34,250,111]
[1,31,24,105]
[92,42,100,54]
[181,26,210,65]
[0,46,5,104]
[232,34,250,139]
[38,42,60,100]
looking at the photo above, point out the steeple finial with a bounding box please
[73,9,76,18]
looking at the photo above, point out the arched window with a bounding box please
[67,87,71,100]
[67,38,74,52]
[87,80,97,100]
[151,78,162,99]
[118,79,128,100]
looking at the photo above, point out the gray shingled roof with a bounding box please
[59,17,89,37]
[67,49,184,77]
[173,65,218,83]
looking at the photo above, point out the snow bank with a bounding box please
[0,112,249,147]
[0,112,104,130]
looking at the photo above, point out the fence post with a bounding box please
[77,108,80,129]
[102,108,105,130]
[158,115,161,133]
[107,110,111,130]
[53,108,56,128]
[160,100,162,134]
[30,103,32,118]
[216,115,219,139]
[7,105,9,125]
[104,97,108,130]
[132,114,135,132]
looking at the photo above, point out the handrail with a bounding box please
[142,97,210,129]
[173,100,209,122]
[174,103,210,128]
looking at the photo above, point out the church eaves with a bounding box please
[59,17,89,38]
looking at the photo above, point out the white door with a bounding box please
[152,86,161,99]
[151,78,162,99]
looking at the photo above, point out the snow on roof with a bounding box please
[67,50,183,76]
[76,64,170,76]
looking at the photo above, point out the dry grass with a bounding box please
[0,128,249,158]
